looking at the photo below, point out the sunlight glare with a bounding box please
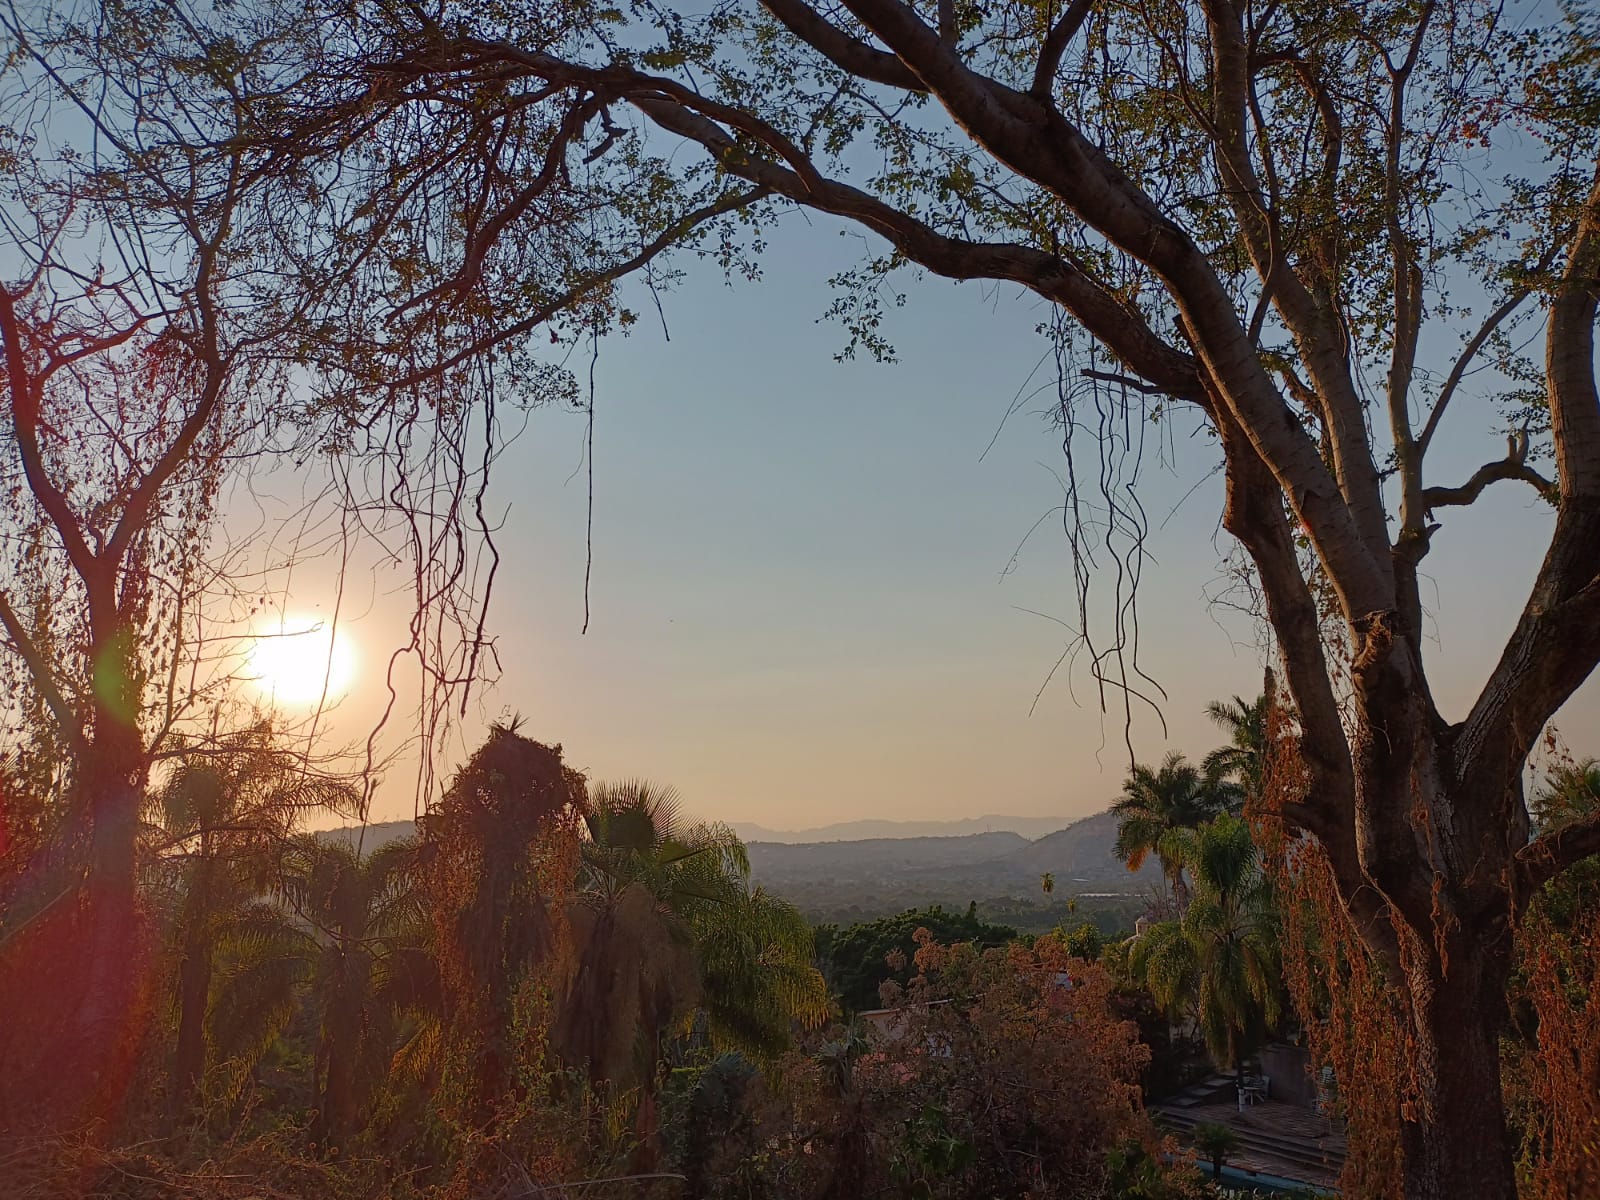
[246,614,357,706]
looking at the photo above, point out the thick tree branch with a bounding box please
[1200,0,1391,568]
[1457,554,1600,800]
[0,286,97,581]
[630,97,1203,399]
[1547,161,1600,500]
[0,590,84,753]
[757,0,928,91]
[1212,404,1401,966]
[798,0,1395,621]
[1455,164,1600,800]
[1030,0,1095,99]
[420,20,1391,621]
[1518,808,1600,895]
[1422,454,1556,513]
[380,34,1202,394]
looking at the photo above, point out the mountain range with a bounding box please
[314,809,1157,927]
[731,814,1077,844]
[743,810,1155,895]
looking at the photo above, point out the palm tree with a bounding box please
[144,727,356,1120]
[1131,815,1282,1092]
[273,835,426,1150]
[174,832,426,1146]
[1192,1121,1241,1181]
[1202,693,1269,807]
[420,722,586,1119]
[695,881,830,1061]
[1111,752,1233,904]
[558,780,828,1090]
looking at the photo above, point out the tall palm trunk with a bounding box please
[313,942,365,1153]
[171,846,214,1120]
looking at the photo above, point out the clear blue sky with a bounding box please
[292,207,1599,830]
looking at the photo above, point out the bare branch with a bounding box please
[385,185,773,390]
[1417,280,1545,455]
[1422,454,1556,513]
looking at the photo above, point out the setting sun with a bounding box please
[246,614,357,706]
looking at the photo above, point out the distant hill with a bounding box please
[742,810,1156,930]
[746,811,1155,897]
[314,810,1158,931]
[734,814,1074,843]
[1002,811,1138,880]
[746,831,1030,884]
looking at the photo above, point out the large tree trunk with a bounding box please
[0,733,150,1139]
[71,737,150,1115]
[1394,922,1517,1200]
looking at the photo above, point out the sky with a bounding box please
[266,207,1600,832]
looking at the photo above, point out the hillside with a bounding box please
[734,814,1073,843]
[745,831,1029,883]
[1002,810,1139,880]
[747,811,1152,892]
[742,811,1157,928]
[316,819,418,854]
[316,810,1157,930]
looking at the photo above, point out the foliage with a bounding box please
[1131,815,1282,1074]
[1064,919,1106,962]
[554,779,828,1108]
[1508,903,1600,1200]
[1257,698,1404,1199]
[724,932,1182,1200]
[1505,751,1600,1199]
[310,0,1600,1189]
[814,903,1017,1013]
[275,835,429,1151]
[1202,695,1270,807]
[859,931,1159,1198]
[143,723,358,1119]
[418,723,586,1124]
[1112,753,1238,904]
[1190,1122,1240,1181]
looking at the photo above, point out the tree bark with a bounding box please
[1395,925,1517,1200]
